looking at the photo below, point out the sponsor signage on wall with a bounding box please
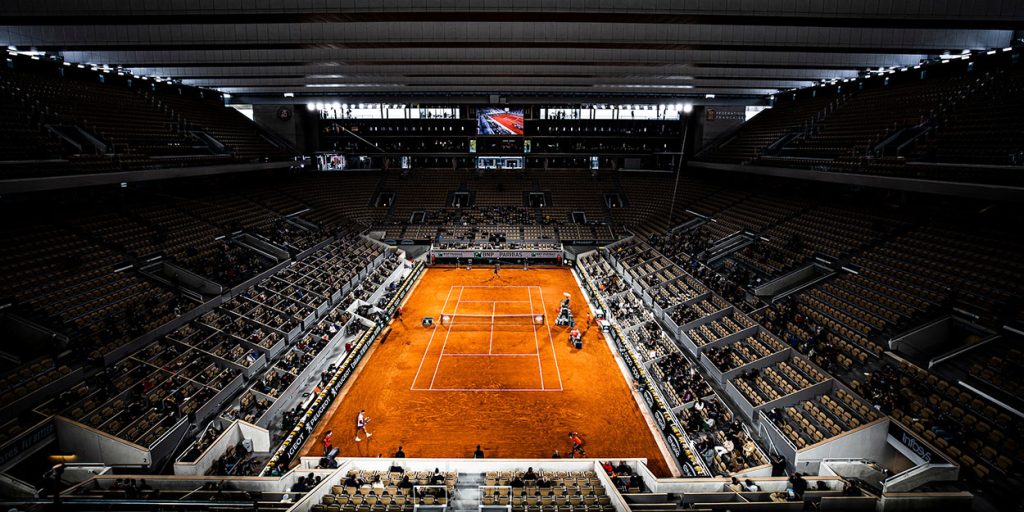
[888,421,939,465]
[705,108,746,122]
[0,419,55,468]
[701,106,747,146]
[431,250,563,260]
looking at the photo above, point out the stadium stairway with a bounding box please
[449,472,484,512]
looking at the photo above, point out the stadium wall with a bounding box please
[173,420,270,476]
[54,417,155,467]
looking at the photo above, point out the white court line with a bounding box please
[458,286,535,288]
[428,286,465,390]
[537,285,565,391]
[409,285,455,390]
[528,286,545,390]
[490,302,496,354]
[419,388,563,393]
[442,353,539,357]
[458,300,531,303]
[434,323,537,327]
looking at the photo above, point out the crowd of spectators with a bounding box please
[688,403,764,475]
[210,439,264,476]
[256,219,323,252]
[290,473,324,493]
[757,299,847,375]
[648,227,711,258]
[646,232,760,312]
[196,242,273,287]
[651,353,713,406]
[600,461,645,492]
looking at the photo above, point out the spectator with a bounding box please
[770,453,787,477]
[726,477,744,492]
[789,473,808,499]
[399,476,414,490]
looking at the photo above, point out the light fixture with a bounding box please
[306,103,316,111]
[283,92,294,98]
[682,103,693,113]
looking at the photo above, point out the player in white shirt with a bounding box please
[355,409,372,442]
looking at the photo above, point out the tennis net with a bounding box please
[438,313,544,330]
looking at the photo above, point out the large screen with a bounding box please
[316,153,347,171]
[477,107,524,136]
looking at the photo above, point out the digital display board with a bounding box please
[477,107,524,136]
[316,153,347,171]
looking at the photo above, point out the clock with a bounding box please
[277,107,292,121]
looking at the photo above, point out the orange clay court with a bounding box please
[300,266,671,476]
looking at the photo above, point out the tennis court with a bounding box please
[411,285,563,391]
[300,267,671,476]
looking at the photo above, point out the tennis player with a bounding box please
[355,410,372,442]
[569,432,587,458]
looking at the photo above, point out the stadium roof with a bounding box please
[3,1,1023,101]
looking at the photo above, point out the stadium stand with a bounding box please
[577,247,770,477]
[0,14,1022,511]
[0,65,293,179]
[697,54,1024,185]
